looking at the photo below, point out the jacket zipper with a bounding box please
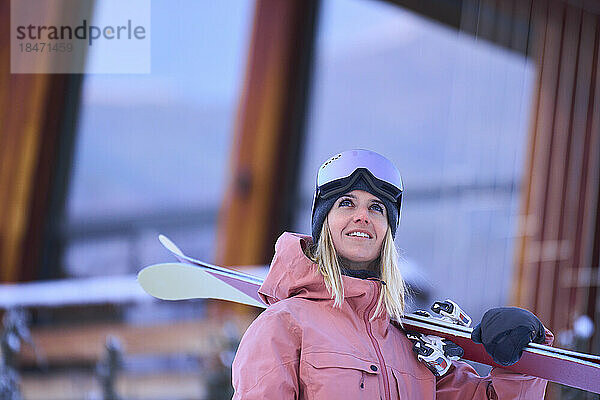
[364,280,391,400]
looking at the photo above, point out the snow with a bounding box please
[0,275,151,308]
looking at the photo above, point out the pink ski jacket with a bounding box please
[232,232,554,399]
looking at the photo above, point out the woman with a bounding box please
[232,149,553,399]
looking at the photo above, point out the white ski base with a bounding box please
[137,263,266,309]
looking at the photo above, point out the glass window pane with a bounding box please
[295,0,535,317]
[64,0,254,277]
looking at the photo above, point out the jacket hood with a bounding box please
[258,232,379,306]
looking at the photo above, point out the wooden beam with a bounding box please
[19,317,253,365]
[536,2,578,329]
[512,0,551,310]
[512,0,600,340]
[557,9,596,332]
[215,0,319,267]
[387,0,463,30]
[22,372,205,400]
[0,1,85,282]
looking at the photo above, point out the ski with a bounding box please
[138,235,600,394]
[402,312,600,364]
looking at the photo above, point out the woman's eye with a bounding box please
[370,204,384,213]
[339,199,352,207]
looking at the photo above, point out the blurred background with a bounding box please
[1,0,599,398]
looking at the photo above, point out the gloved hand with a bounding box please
[471,307,545,366]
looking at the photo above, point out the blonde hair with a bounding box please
[304,216,408,322]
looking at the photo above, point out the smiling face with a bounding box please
[326,190,388,270]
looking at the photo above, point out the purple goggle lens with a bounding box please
[316,149,402,200]
[311,150,403,221]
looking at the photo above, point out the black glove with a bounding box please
[471,307,545,366]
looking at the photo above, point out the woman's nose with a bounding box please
[352,206,370,223]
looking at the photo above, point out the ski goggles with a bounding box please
[312,149,403,216]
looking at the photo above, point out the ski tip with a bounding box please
[137,263,201,301]
[136,263,267,309]
[158,234,184,257]
[137,264,166,299]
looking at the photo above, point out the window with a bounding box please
[295,0,535,317]
[64,0,254,278]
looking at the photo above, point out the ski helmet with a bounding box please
[311,149,403,243]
